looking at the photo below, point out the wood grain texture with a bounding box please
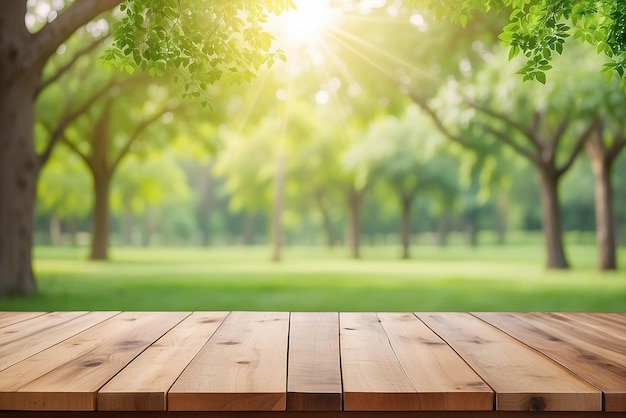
[98,312,229,411]
[418,312,602,412]
[0,312,189,411]
[340,312,418,411]
[475,312,626,412]
[0,410,618,418]
[377,313,493,410]
[0,311,621,416]
[287,312,341,411]
[0,411,616,418]
[168,312,289,411]
[0,312,45,328]
[0,311,116,371]
[557,313,626,338]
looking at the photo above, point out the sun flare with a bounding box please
[275,0,335,47]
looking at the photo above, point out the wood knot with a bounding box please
[530,396,546,411]
[119,340,142,348]
[82,360,103,368]
[237,361,251,365]
[218,341,241,345]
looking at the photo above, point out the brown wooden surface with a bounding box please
[287,312,342,411]
[0,311,623,415]
[475,312,626,412]
[340,312,419,410]
[0,312,116,372]
[0,312,188,410]
[377,313,493,410]
[0,410,618,418]
[168,312,289,411]
[417,312,603,412]
[0,311,45,329]
[98,312,229,411]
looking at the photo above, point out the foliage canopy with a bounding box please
[412,0,626,83]
[103,0,295,104]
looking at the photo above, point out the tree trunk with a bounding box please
[465,209,479,247]
[195,165,213,247]
[0,2,39,295]
[537,166,569,269]
[588,149,617,270]
[315,187,335,248]
[346,187,363,259]
[400,195,413,260]
[50,215,61,246]
[68,217,78,246]
[436,214,449,246]
[121,195,133,246]
[243,213,256,246]
[496,193,508,245]
[89,171,111,260]
[270,153,286,262]
[141,207,153,247]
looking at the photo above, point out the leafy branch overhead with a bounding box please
[102,0,295,105]
[411,0,626,84]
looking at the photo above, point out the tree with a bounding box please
[63,76,181,260]
[411,45,602,269]
[111,151,191,247]
[0,0,292,295]
[357,106,449,259]
[581,73,626,270]
[36,148,91,245]
[1,0,121,295]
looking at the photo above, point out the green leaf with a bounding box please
[535,71,546,84]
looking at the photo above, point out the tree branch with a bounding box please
[544,112,571,165]
[109,104,180,173]
[61,135,92,171]
[28,0,122,69]
[557,118,600,177]
[408,91,472,149]
[38,78,117,166]
[36,35,107,97]
[459,95,540,147]
[479,123,537,163]
[607,128,626,163]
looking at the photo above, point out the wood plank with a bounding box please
[0,312,46,329]
[557,312,626,338]
[0,410,617,418]
[418,312,602,411]
[168,311,289,411]
[98,312,229,411]
[475,312,626,412]
[0,312,117,371]
[377,313,493,410]
[340,312,418,410]
[287,312,341,411]
[0,311,189,410]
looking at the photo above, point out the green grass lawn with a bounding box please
[1,244,625,312]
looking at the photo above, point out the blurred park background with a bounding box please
[1,0,625,311]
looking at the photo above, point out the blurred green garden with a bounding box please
[0,242,624,311]
[2,1,626,311]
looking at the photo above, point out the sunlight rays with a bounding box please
[269,0,336,50]
[236,0,448,143]
[328,25,442,84]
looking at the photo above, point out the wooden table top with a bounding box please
[0,311,624,416]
